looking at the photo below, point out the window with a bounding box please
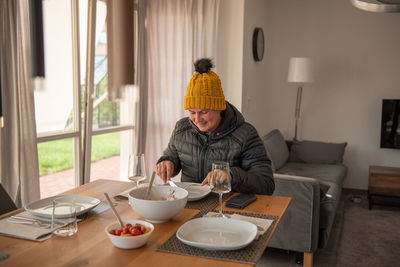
[36,0,137,198]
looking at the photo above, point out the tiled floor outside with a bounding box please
[40,155,121,199]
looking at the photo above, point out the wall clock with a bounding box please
[252,27,264,62]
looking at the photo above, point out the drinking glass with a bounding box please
[209,162,232,218]
[51,197,78,237]
[128,154,147,188]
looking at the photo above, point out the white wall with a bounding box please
[218,0,400,190]
[252,0,400,189]
[216,0,244,110]
[242,0,269,131]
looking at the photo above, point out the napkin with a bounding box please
[204,212,274,238]
[0,211,73,242]
[113,183,148,201]
[230,213,274,237]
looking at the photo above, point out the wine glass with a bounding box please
[128,154,147,188]
[209,162,232,218]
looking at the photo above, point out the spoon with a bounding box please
[104,192,124,228]
[145,171,156,200]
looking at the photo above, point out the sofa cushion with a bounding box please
[277,162,347,185]
[261,129,289,171]
[289,140,347,164]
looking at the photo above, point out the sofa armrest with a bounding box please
[269,173,320,253]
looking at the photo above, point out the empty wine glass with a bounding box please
[128,154,147,188]
[209,162,232,218]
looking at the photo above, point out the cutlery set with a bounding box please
[7,215,67,229]
[7,216,51,229]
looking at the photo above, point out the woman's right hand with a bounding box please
[156,160,174,183]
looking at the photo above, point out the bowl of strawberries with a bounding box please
[105,219,154,249]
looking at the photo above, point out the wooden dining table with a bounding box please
[0,179,291,267]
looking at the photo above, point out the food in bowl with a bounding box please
[109,222,151,237]
[105,219,154,249]
[162,189,176,201]
[128,185,188,223]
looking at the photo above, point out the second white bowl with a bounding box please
[128,185,188,223]
[105,219,154,249]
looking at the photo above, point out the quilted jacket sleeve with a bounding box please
[230,125,275,195]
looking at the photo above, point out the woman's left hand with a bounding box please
[201,169,230,186]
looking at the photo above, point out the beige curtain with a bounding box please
[0,0,40,207]
[143,0,220,182]
[135,0,147,156]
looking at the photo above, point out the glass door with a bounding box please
[36,0,137,198]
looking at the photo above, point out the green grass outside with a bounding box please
[38,132,120,176]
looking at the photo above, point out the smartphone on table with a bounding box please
[225,193,257,209]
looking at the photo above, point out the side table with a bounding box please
[368,165,400,209]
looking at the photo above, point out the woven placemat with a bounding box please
[157,211,278,264]
[185,192,233,216]
[77,201,110,222]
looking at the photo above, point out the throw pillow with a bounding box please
[289,140,347,164]
[261,129,289,171]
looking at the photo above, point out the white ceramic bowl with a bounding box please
[128,185,188,223]
[105,219,154,249]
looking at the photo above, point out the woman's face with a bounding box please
[188,109,222,133]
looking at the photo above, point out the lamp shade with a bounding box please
[350,0,400,13]
[288,57,314,83]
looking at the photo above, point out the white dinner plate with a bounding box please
[176,217,257,250]
[174,182,211,201]
[25,195,101,218]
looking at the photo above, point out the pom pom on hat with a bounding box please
[184,58,226,110]
[194,58,213,74]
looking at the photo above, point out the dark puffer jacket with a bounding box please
[157,101,274,195]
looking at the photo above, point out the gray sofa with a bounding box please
[261,129,347,266]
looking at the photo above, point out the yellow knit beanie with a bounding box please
[184,58,226,110]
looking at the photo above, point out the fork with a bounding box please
[168,180,178,187]
[8,216,51,229]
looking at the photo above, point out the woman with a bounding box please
[156,58,274,195]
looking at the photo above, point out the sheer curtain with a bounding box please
[0,0,40,206]
[143,0,220,182]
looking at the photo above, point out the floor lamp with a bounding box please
[288,57,314,141]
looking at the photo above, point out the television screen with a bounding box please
[380,99,400,149]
